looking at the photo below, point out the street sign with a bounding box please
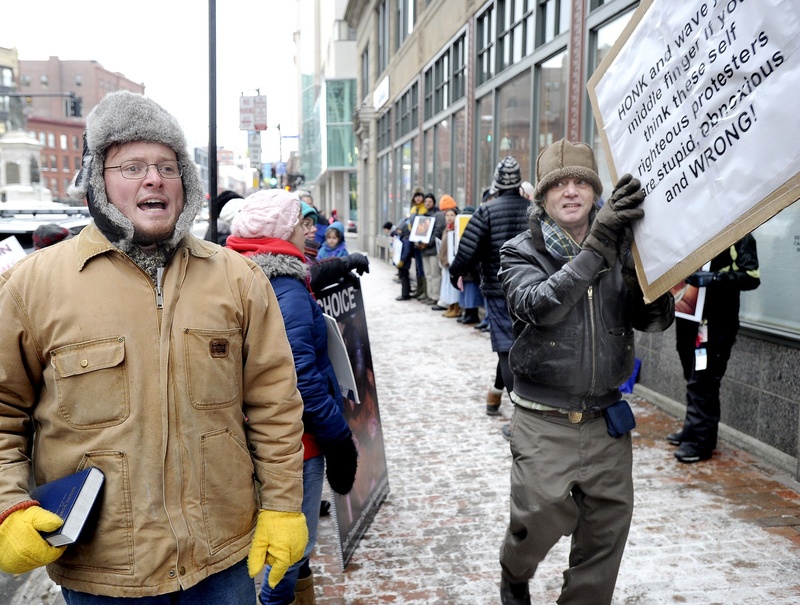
[248,131,262,166]
[239,95,268,131]
[254,95,267,131]
[276,161,287,176]
[239,96,254,130]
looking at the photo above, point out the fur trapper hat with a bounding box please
[231,189,300,240]
[67,90,204,252]
[492,156,522,190]
[534,139,603,203]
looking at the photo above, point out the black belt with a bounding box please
[526,408,604,424]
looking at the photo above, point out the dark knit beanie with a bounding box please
[534,139,603,203]
[492,156,522,190]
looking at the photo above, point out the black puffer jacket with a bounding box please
[498,220,674,412]
[449,190,530,298]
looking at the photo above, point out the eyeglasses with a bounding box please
[104,160,183,180]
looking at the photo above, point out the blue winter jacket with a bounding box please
[250,252,351,447]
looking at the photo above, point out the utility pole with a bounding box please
[208,0,218,243]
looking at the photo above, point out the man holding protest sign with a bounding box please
[497,139,674,605]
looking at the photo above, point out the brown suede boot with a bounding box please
[443,303,461,318]
[293,572,316,605]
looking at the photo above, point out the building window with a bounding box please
[475,93,495,193]
[423,127,434,192]
[40,75,49,87]
[50,154,57,169]
[60,134,68,150]
[38,132,46,146]
[538,0,571,45]
[434,118,451,198]
[41,155,48,171]
[588,10,634,197]
[452,35,466,103]
[377,0,389,75]
[394,82,418,139]
[497,69,532,177]
[377,110,392,151]
[1,67,12,87]
[361,50,370,100]
[537,51,567,152]
[334,20,356,41]
[424,68,434,121]
[326,80,356,167]
[498,0,535,73]
[75,156,82,171]
[476,7,496,86]
[433,53,449,114]
[63,155,70,171]
[47,133,55,148]
[453,108,467,204]
[73,135,81,150]
[740,204,800,338]
[394,0,415,50]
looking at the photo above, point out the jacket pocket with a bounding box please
[184,328,242,409]
[57,451,134,573]
[509,325,583,390]
[600,329,636,388]
[51,337,129,428]
[200,428,257,554]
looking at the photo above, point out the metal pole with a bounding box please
[208,0,219,243]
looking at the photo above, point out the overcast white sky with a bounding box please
[1,0,298,162]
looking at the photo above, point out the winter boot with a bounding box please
[443,303,461,318]
[415,280,428,300]
[486,386,503,415]
[460,307,480,324]
[293,572,317,605]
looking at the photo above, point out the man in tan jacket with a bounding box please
[0,91,307,603]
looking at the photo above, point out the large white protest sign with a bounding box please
[589,0,800,302]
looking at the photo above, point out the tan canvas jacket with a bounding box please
[0,223,304,596]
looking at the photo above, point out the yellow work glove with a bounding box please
[0,506,66,574]
[247,510,308,587]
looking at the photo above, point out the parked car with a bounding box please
[0,205,91,252]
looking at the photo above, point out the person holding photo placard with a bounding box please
[668,234,760,463]
[497,139,674,605]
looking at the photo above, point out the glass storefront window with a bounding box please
[454,109,467,205]
[536,52,567,154]
[424,128,434,193]
[498,70,532,181]
[589,10,634,199]
[476,94,495,198]
[740,204,800,339]
[401,141,412,209]
[435,118,452,199]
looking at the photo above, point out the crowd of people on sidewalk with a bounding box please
[0,89,761,605]
[387,138,760,605]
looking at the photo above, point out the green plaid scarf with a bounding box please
[539,213,583,260]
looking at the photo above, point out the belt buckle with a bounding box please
[568,411,583,424]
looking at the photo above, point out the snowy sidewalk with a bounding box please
[309,257,800,604]
[7,256,800,605]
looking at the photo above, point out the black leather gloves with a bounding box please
[322,433,359,495]
[583,174,645,268]
[343,253,370,276]
[685,271,720,287]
